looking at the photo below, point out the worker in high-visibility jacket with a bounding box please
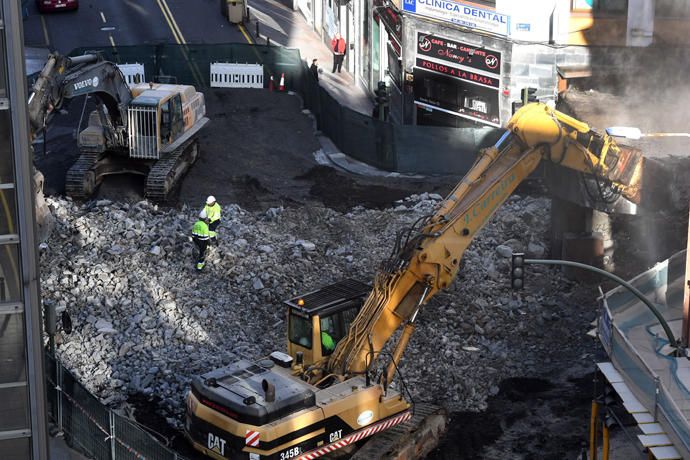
[203,195,222,244]
[192,209,210,271]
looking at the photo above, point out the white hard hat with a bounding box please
[199,209,208,219]
[206,195,216,205]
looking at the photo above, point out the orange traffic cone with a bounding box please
[268,74,274,91]
[278,73,285,91]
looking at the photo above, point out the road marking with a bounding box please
[156,0,186,44]
[40,15,50,47]
[100,11,106,23]
[154,0,205,87]
[238,23,253,44]
[109,34,116,48]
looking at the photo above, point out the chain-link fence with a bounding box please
[46,352,187,460]
[66,43,500,175]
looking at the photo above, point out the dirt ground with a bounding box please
[35,87,680,459]
[35,89,450,212]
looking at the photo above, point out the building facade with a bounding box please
[296,0,690,128]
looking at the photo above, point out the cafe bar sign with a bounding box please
[403,0,510,36]
[417,33,501,75]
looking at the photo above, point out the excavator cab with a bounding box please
[285,279,369,368]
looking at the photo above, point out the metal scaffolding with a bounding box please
[0,0,49,458]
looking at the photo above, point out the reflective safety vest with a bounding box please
[321,331,335,352]
[192,220,210,239]
[203,203,221,223]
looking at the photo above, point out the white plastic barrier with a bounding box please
[210,62,264,88]
[118,63,146,85]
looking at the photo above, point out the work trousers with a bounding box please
[193,237,209,270]
[209,220,220,240]
[332,54,344,73]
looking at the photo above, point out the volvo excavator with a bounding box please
[184,103,645,459]
[28,52,209,200]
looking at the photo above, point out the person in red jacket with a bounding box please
[331,32,347,73]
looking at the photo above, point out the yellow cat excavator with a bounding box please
[184,103,644,459]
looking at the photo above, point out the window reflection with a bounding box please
[0,385,29,432]
[0,244,21,301]
[0,311,26,384]
[0,110,13,184]
[0,436,31,460]
[0,187,17,235]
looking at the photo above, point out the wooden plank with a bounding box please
[638,423,665,435]
[612,382,639,402]
[598,362,624,383]
[624,399,649,413]
[649,445,682,460]
[638,434,672,447]
[633,412,655,424]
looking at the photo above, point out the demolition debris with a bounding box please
[41,192,594,428]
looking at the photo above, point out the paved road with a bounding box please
[23,0,249,53]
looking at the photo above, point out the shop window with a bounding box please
[386,42,402,89]
[372,17,381,87]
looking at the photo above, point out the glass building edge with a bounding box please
[1,0,49,458]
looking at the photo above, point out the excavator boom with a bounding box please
[327,102,644,378]
[28,53,132,134]
[185,102,645,460]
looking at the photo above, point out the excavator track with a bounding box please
[65,152,99,199]
[145,137,199,202]
[351,403,447,460]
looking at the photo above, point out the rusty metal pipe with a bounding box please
[602,422,610,460]
[590,399,599,460]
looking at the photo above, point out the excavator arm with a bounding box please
[27,52,133,135]
[325,103,644,381]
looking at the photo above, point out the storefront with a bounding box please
[350,0,571,127]
[412,33,502,127]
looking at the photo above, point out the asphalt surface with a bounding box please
[23,0,248,52]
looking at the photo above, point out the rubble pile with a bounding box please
[41,192,588,426]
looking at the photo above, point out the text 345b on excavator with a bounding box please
[184,103,646,459]
[28,52,209,200]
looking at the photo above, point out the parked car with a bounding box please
[36,0,78,13]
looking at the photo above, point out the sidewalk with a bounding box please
[246,0,374,116]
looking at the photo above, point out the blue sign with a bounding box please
[402,0,510,36]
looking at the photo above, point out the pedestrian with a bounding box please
[331,33,347,73]
[203,195,221,244]
[310,58,319,82]
[192,209,210,272]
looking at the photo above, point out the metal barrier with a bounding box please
[210,62,263,88]
[117,63,146,85]
[66,43,499,178]
[46,352,187,460]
